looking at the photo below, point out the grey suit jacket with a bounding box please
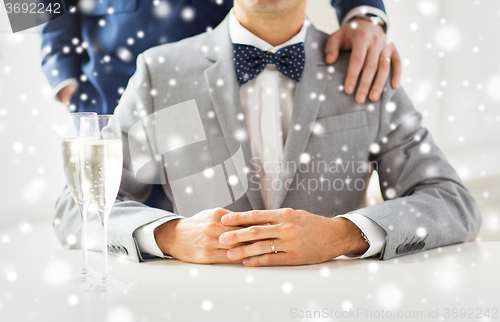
[54,16,482,262]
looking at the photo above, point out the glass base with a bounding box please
[84,275,131,293]
[65,266,97,283]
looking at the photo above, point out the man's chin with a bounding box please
[239,0,291,14]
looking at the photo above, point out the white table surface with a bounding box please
[0,221,499,322]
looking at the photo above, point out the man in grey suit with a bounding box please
[54,0,481,266]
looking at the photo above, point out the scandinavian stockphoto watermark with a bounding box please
[127,99,378,217]
[289,307,499,320]
[248,157,377,194]
[3,0,76,33]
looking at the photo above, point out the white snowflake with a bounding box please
[107,307,134,322]
[312,123,325,135]
[342,301,353,311]
[416,227,427,237]
[228,175,239,186]
[12,142,24,153]
[201,300,213,311]
[385,188,396,199]
[66,234,77,245]
[235,129,246,141]
[376,284,403,310]
[67,295,79,306]
[181,7,195,21]
[319,266,330,277]
[203,168,214,178]
[368,262,379,273]
[282,282,293,293]
[369,143,380,154]
[418,1,439,16]
[299,153,311,164]
[385,102,396,113]
[117,47,133,62]
[153,0,171,19]
[5,268,18,282]
[434,26,461,52]
[419,143,431,154]
[486,75,500,102]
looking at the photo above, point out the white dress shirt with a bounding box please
[134,9,387,260]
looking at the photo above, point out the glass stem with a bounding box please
[78,201,90,274]
[101,209,111,282]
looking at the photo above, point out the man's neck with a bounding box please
[233,4,306,47]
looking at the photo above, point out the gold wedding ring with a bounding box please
[379,57,391,63]
[270,239,277,253]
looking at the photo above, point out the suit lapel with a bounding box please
[272,25,331,209]
[203,18,265,210]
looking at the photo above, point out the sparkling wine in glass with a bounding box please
[61,112,99,282]
[84,115,130,292]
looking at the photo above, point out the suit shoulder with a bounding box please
[142,31,210,64]
[310,25,350,75]
[331,52,351,76]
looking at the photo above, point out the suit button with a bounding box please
[265,148,276,156]
[122,247,128,255]
[396,244,404,254]
[418,242,425,250]
[411,243,419,251]
[404,243,413,253]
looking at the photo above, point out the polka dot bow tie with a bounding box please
[233,42,306,85]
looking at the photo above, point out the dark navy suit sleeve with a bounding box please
[331,0,386,24]
[38,1,82,90]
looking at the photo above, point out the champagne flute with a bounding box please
[61,112,99,282]
[84,115,129,292]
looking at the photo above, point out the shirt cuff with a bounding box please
[133,215,185,259]
[336,213,386,259]
[52,78,78,98]
[340,5,389,28]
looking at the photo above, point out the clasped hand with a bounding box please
[155,208,368,266]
